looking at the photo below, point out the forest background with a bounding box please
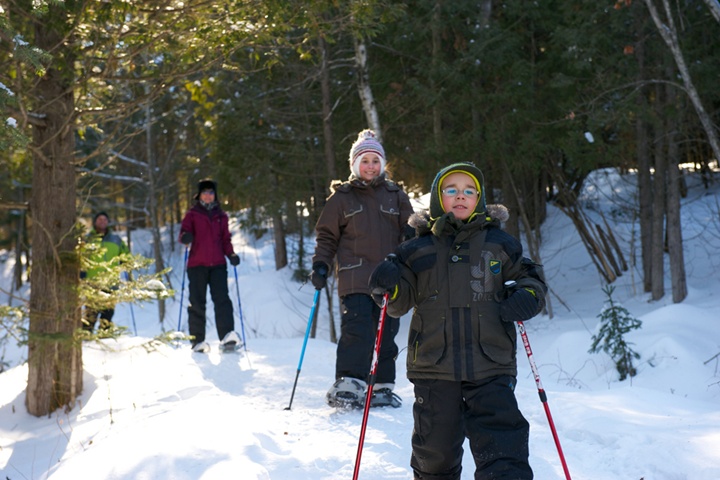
[0,0,719,417]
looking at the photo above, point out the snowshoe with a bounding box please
[326,377,366,409]
[220,331,242,353]
[191,341,210,353]
[370,387,402,408]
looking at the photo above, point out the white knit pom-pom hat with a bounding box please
[348,129,386,178]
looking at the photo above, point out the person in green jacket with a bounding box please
[369,162,547,479]
[82,211,130,332]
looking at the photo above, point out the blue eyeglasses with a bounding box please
[441,187,478,197]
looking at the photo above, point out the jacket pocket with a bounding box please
[478,311,516,366]
[337,257,362,271]
[408,308,446,368]
[343,204,363,218]
[380,205,400,216]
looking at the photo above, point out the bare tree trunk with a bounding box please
[145,92,166,323]
[479,0,492,27]
[634,31,654,294]
[353,36,382,138]
[272,174,288,270]
[650,101,666,301]
[318,36,339,337]
[637,116,653,294]
[665,80,687,303]
[643,0,720,164]
[26,6,83,416]
[702,0,720,24]
[319,37,337,182]
[502,163,521,239]
[430,1,443,150]
[272,211,288,270]
[13,188,26,291]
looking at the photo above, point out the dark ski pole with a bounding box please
[176,246,189,333]
[284,288,321,411]
[352,292,390,480]
[123,271,137,335]
[505,281,572,480]
[233,265,247,352]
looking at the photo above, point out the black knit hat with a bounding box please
[194,179,218,200]
[429,162,486,219]
[93,211,110,223]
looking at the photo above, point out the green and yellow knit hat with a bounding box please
[429,162,487,220]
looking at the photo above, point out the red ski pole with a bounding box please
[352,292,389,480]
[506,281,571,480]
[517,321,572,479]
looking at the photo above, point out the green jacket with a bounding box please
[388,205,547,382]
[86,229,130,279]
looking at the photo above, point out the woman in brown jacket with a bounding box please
[310,129,413,409]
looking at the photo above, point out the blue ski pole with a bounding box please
[284,288,321,410]
[233,266,247,349]
[176,246,189,332]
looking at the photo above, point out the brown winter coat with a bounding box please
[313,174,414,298]
[387,206,547,382]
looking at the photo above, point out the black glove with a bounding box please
[310,262,329,290]
[500,288,538,323]
[180,232,194,245]
[229,254,240,266]
[369,254,401,304]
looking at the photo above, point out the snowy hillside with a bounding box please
[1,168,720,479]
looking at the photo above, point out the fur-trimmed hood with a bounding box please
[408,203,510,237]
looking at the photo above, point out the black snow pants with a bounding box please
[409,376,533,480]
[187,264,234,343]
[336,293,400,385]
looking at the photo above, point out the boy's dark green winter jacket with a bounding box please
[387,205,547,382]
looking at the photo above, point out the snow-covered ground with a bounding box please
[1,168,720,479]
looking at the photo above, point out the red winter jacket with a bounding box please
[179,202,235,268]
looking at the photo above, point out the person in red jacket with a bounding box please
[179,179,241,353]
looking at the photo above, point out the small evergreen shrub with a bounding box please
[589,285,642,381]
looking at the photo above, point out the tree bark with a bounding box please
[643,0,720,164]
[650,90,666,301]
[665,76,687,303]
[702,0,720,24]
[13,188,27,291]
[319,37,337,182]
[272,173,288,270]
[430,1,443,150]
[145,91,166,323]
[26,5,83,416]
[634,24,654,294]
[353,36,382,138]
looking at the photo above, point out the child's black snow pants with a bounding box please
[409,375,533,480]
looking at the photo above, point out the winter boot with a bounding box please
[326,377,367,409]
[220,331,242,353]
[370,383,402,408]
[192,341,210,353]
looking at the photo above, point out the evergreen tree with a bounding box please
[589,285,642,381]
